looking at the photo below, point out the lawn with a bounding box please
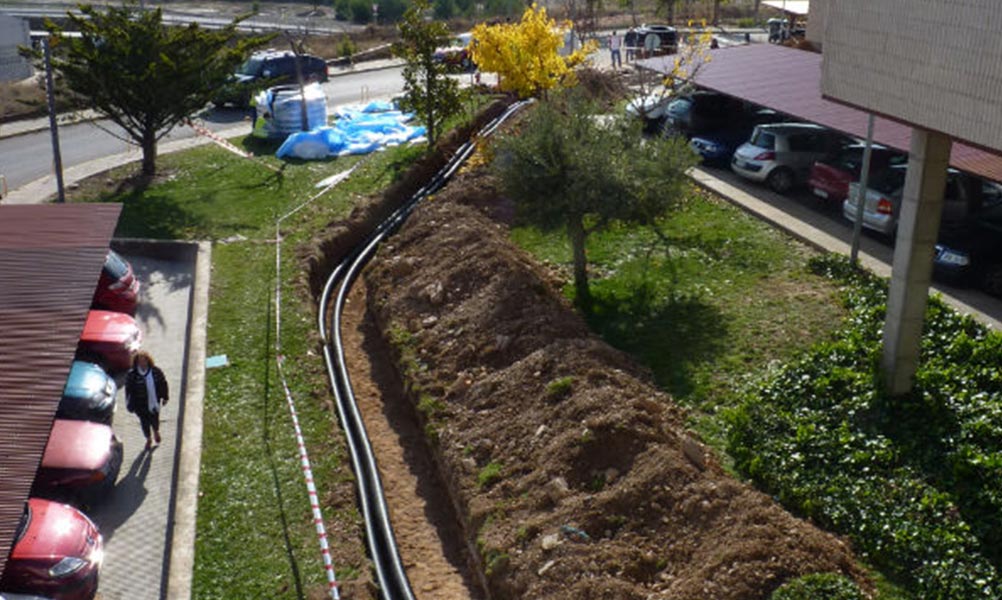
[70,134,426,598]
[510,185,847,452]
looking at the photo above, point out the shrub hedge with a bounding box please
[727,254,1002,599]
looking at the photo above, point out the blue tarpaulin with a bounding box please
[276,104,426,160]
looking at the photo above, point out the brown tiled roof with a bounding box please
[0,204,121,574]
[638,43,1002,183]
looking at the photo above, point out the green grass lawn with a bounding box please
[511,187,847,450]
[71,134,426,598]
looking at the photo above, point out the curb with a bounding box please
[166,239,211,600]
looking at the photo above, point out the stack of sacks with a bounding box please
[276,101,427,160]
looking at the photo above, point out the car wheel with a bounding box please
[981,265,1002,298]
[767,168,795,194]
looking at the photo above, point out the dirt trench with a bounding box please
[305,102,870,599]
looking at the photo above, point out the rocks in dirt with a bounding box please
[682,436,707,471]
[363,170,870,599]
[545,477,570,504]
[540,534,561,551]
[421,281,445,306]
[421,316,438,328]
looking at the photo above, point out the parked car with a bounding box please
[433,32,474,71]
[808,144,905,204]
[934,184,1002,295]
[58,361,117,425]
[91,249,138,316]
[842,165,987,237]
[731,123,853,193]
[689,108,788,166]
[214,49,329,107]
[625,91,675,127]
[630,24,678,56]
[664,91,746,138]
[0,498,103,600]
[75,310,142,380]
[32,420,123,507]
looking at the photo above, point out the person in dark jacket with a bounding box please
[125,350,169,450]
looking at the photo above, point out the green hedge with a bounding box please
[770,573,865,600]
[727,255,1002,599]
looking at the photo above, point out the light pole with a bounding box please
[43,37,66,203]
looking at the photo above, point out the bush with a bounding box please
[770,573,865,600]
[727,254,1002,599]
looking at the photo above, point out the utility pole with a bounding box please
[43,37,66,203]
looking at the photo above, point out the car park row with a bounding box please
[632,87,1002,298]
[0,250,142,600]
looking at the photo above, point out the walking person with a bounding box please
[609,30,623,69]
[125,351,169,450]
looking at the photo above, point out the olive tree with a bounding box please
[494,98,697,311]
[43,4,268,176]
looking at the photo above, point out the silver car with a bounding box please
[843,165,991,236]
[731,123,851,193]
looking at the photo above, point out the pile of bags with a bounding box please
[274,99,427,160]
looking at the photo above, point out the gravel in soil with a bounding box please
[349,160,870,599]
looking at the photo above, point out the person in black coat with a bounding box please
[125,350,169,450]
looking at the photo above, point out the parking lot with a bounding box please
[87,245,195,600]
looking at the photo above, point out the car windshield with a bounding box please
[869,166,907,194]
[103,250,130,280]
[237,57,264,76]
[750,129,776,150]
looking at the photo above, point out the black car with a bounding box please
[934,181,1002,297]
[663,91,747,138]
[214,50,329,107]
[628,25,678,57]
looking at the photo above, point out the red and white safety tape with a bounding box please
[272,169,357,600]
[183,117,281,172]
[276,356,341,599]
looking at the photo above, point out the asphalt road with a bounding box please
[1,66,406,191]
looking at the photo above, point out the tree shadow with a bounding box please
[586,284,730,398]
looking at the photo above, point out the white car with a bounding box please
[731,123,851,194]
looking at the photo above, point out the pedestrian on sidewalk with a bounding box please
[609,31,623,69]
[125,350,169,450]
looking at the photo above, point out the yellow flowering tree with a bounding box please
[470,5,593,98]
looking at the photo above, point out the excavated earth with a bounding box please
[306,100,870,599]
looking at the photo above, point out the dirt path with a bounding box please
[341,282,482,600]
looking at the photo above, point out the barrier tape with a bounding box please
[183,117,281,173]
[273,167,358,600]
[276,356,340,600]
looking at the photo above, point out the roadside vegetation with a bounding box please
[729,255,1002,599]
[66,134,428,597]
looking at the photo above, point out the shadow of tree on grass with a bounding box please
[586,284,730,399]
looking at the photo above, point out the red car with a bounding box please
[76,310,142,378]
[808,144,905,204]
[91,250,139,316]
[0,498,103,600]
[32,420,123,507]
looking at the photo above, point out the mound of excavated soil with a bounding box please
[359,162,869,599]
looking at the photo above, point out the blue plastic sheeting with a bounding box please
[276,107,426,160]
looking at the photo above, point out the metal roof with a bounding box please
[638,43,1002,183]
[0,203,121,575]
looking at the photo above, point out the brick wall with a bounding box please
[821,0,1002,153]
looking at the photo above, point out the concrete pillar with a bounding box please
[881,128,952,395]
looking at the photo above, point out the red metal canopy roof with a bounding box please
[0,203,121,575]
[638,43,1002,183]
